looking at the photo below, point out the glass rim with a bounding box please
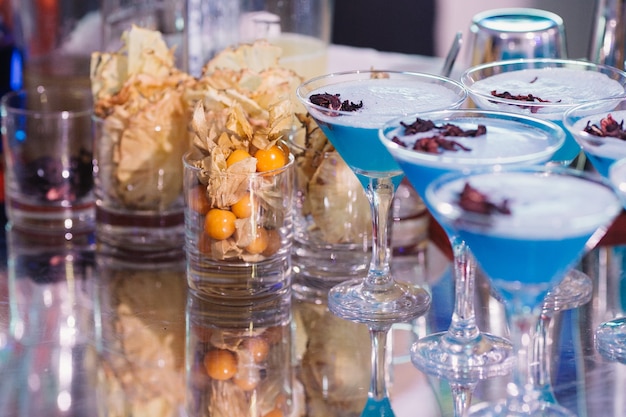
[460,58,626,111]
[296,69,468,117]
[183,150,295,178]
[562,95,626,140]
[471,7,565,30]
[609,157,626,190]
[425,164,621,230]
[379,108,566,166]
[1,86,94,118]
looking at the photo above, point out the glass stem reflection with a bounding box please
[507,307,541,413]
[369,325,392,402]
[364,176,396,288]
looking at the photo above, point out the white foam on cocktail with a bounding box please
[309,78,463,129]
[435,172,620,239]
[470,68,625,117]
[387,117,555,167]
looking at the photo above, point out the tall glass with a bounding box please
[296,70,466,415]
[461,58,626,166]
[379,109,564,416]
[426,165,621,417]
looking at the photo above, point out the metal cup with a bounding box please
[467,8,568,66]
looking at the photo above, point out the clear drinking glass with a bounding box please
[296,69,466,416]
[426,165,621,417]
[380,109,565,416]
[1,87,95,235]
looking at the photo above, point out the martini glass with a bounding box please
[562,98,626,364]
[379,109,564,416]
[296,70,466,416]
[425,165,621,417]
[461,58,626,166]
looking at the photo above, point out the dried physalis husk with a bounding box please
[188,41,301,262]
[90,25,196,210]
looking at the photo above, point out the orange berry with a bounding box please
[204,209,237,240]
[262,229,281,257]
[231,193,252,218]
[245,226,269,254]
[255,146,287,172]
[203,349,237,380]
[188,184,210,214]
[226,149,252,167]
[243,336,270,363]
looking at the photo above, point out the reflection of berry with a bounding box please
[16,148,93,202]
[203,349,237,380]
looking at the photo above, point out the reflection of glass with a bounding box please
[380,109,564,416]
[426,165,621,417]
[461,58,626,165]
[293,298,371,417]
[185,291,296,416]
[297,70,466,416]
[94,249,187,417]
[4,227,97,416]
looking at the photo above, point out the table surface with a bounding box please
[1,45,626,417]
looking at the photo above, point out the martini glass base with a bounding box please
[467,398,576,417]
[595,317,626,363]
[411,332,514,382]
[543,269,592,312]
[327,278,431,325]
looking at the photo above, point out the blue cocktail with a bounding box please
[426,166,621,417]
[380,109,564,415]
[297,70,466,417]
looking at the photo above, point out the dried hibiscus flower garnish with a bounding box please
[458,182,511,215]
[489,80,561,113]
[310,93,363,112]
[392,117,486,154]
[583,113,626,140]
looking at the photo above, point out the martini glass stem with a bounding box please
[449,239,481,340]
[532,311,558,403]
[447,239,481,416]
[364,176,396,287]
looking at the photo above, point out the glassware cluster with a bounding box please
[290,56,626,417]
